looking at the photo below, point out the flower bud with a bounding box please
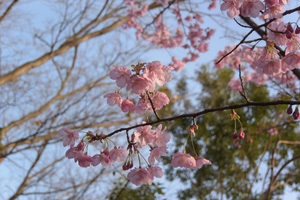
[296,26,300,34]
[232,132,238,139]
[239,130,245,139]
[286,23,294,33]
[286,105,293,115]
[293,107,299,119]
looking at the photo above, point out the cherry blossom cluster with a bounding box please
[57,125,169,184]
[217,1,300,93]
[122,0,216,71]
[104,62,172,114]
[220,0,288,19]
[58,123,211,186]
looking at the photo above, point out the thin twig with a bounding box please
[146,91,160,120]
[103,100,300,139]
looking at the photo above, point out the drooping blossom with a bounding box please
[91,148,113,168]
[109,147,128,162]
[193,158,211,169]
[148,146,168,165]
[109,65,132,88]
[74,151,92,168]
[58,128,79,147]
[171,152,196,168]
[65,142,84,159]
[127,167,153,186]
[147,166,163,178]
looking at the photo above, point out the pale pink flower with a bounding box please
[91,148,113,168]
[151,92,170,110]
[268,22,287,46]
[228,78,242,91]
[263,3,283,19]
[135,96,151,114]
[121,99,135,112]
[256,58,282,77]
[75,151,92,168]
[171,57,186,71]
[126,75,149,94]
[240,0,264,18]
[220,0,240,18]
[109,147,128,162]
[148,146,168,165]
[283,51,300,69]
[171,152,196,168]
[153,124,170,147]
[103,92,122,107]
[143,61,165,86]
[208,0,217,10]
[148,166,163,178]
[134,125,155,147]
[110,65,132,88]
[65,142,84,159]
[127,167,153,186]
[193,158,211,169]
[58,128,79,147]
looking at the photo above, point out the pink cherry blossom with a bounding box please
[75,151,92,168]
[208,0,217,10]
[148,146,168,165]
[148,166,163,178]
[126,75,149,94]
[220,0,240,18]
[135,96,151,114]
[171,152,196,168]
[268,22,287,46]
[103,92,122,107]
[110,65,132,88]
[193,158,212,169]
[109,147,128,162]
[121,99,135,112]
[127,167,153,186]
[58,128,79,147]
[240,0,264,18]
[91,148,113,168]
[171,57,186,71]
[134,125,155,147]
[151,92,170,110]
[65,142,84,159]
[143,61,165,86]
[153,124,170,147]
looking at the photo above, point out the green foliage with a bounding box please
[109,181,165,200]
[163,65,300,199]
